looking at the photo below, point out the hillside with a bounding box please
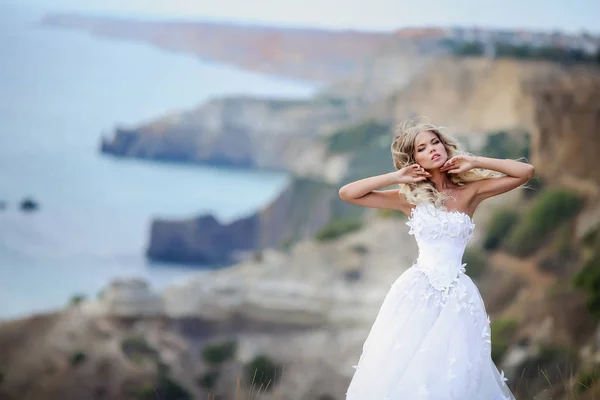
[3,22,600,398]
[140,57,600,266]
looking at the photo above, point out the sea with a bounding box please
[0,5,319,320]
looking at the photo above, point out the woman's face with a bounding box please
[413,130,448,170]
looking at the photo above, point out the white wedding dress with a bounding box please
[346,203,516,400]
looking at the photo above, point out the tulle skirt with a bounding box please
[345,266,515,400]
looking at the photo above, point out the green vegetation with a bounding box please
[349,244,369,255]
[504,189,583,257]
[136,364,191,400]
[244,355,282,392]
[265,98,312,111]
[147,376,191,400]
[315,218,363,242]
[341,131,396,187]
[490,318,519,364]
[326,120,391,154]
[553,224,576,258]
[573,251,600,319]
[318,96,347,107]
[131,345,191,400]
[463,247,487,279]
[201,340,237,366]
[197,369,220,391]
[70,351,87,366]
[582,225,600,248]
[480,131,530,160]
[483,209,520,251]
[537,224,577,276]
[576,366,600,394]
[69,294,86,306]
[277,176,362,247]
[121,337,159,364]
[523,176,545,199]
[445,39,600,64]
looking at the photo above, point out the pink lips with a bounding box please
[432,154,440,161]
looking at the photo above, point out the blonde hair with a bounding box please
[391,119,500,208]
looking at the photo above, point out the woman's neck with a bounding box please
[428,169,455,191]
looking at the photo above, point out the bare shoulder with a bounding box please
[469,175,528,203]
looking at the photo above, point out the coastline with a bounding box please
[0,6,318,321]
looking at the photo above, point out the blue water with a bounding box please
[0,5,319,320]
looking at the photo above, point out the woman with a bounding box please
[339,121,533,399]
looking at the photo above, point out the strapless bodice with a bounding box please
[406,203,475,291]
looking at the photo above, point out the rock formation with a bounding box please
[146,177,350,265]
[100,96,362,181]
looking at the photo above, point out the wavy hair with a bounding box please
[391,119,501,208]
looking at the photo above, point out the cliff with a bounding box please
[40,13,395,83]
[146,177,356,265]
[387,57,600,194]
[143,58,600,266]
[0,217,419,400]
[101,96,366,181]
[526,69,600,197]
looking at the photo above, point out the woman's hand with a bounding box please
[395,163,432,184]
[440,155,476,174]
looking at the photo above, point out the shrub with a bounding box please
[71,351,87,366]
[244,355,282,392]
[121,337,158,363]
[326,120,390,154]
[197,369,220,390]
[349,244,369,254]
[69,294,86,306]
[480,131,530,160]
[522,176,544,199]
[201,340,237,365]
[153,376,192,400]
[463,247,487,279]
[573,252,600,319]
[490,318,518,364]
[136,363,191,400]
[315,219,363,242]
[504,190,583,257]
[576,366,600,394]
[582,225,600,249]
[483,209,520,251]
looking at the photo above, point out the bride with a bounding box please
[339,121,534,399]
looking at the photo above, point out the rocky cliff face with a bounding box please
[389,57,600,194]
[143,58,600,266]
[146,177,353,265]
[321,36,448,103]
[0,217,418,400]
[101,96,361,181]
[526,67,600,197]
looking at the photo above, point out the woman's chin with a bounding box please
[424,161,445,170]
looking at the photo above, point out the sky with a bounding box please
[4,0,600,34]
